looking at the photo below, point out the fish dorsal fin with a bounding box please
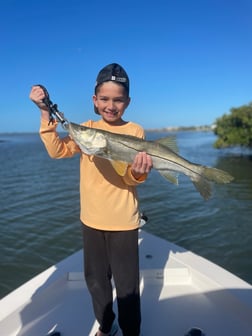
[110,160,128,176]
[156,136,178,153]
[159,170,179,185]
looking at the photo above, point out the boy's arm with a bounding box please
[40,119,80,158]
[30,85,80,158]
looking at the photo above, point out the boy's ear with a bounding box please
[126,96,131,108]
[92,95,98,107]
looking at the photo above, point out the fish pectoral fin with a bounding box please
[159,170,179,185]
[156,136,179,153]
[110,160,128,176]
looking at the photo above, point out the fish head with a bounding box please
[68,122,107,155]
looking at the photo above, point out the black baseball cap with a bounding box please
[94,63,130,114]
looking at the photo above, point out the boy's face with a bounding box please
[93,82,130,125]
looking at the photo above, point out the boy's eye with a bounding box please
[100,97,125,103]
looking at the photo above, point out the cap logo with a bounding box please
[111,76,127,83]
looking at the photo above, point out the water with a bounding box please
[1,131,252,299]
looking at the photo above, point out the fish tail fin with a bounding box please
[201,167,234,184]
[191,166,234,200]
[192,177,212,200]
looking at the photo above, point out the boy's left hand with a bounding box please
[131,152,153,179]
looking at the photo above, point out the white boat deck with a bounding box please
[1,230,252,335]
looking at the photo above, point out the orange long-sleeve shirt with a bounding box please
[40,118,147,231]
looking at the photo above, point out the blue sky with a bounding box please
[1,0,252,132]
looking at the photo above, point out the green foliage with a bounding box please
[214,102,252,148]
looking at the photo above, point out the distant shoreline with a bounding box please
[145,125,214,132]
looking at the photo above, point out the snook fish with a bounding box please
[68,122,233,200]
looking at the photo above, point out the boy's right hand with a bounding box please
[29,85,50,121]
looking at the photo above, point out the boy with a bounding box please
[30,63,152,336]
